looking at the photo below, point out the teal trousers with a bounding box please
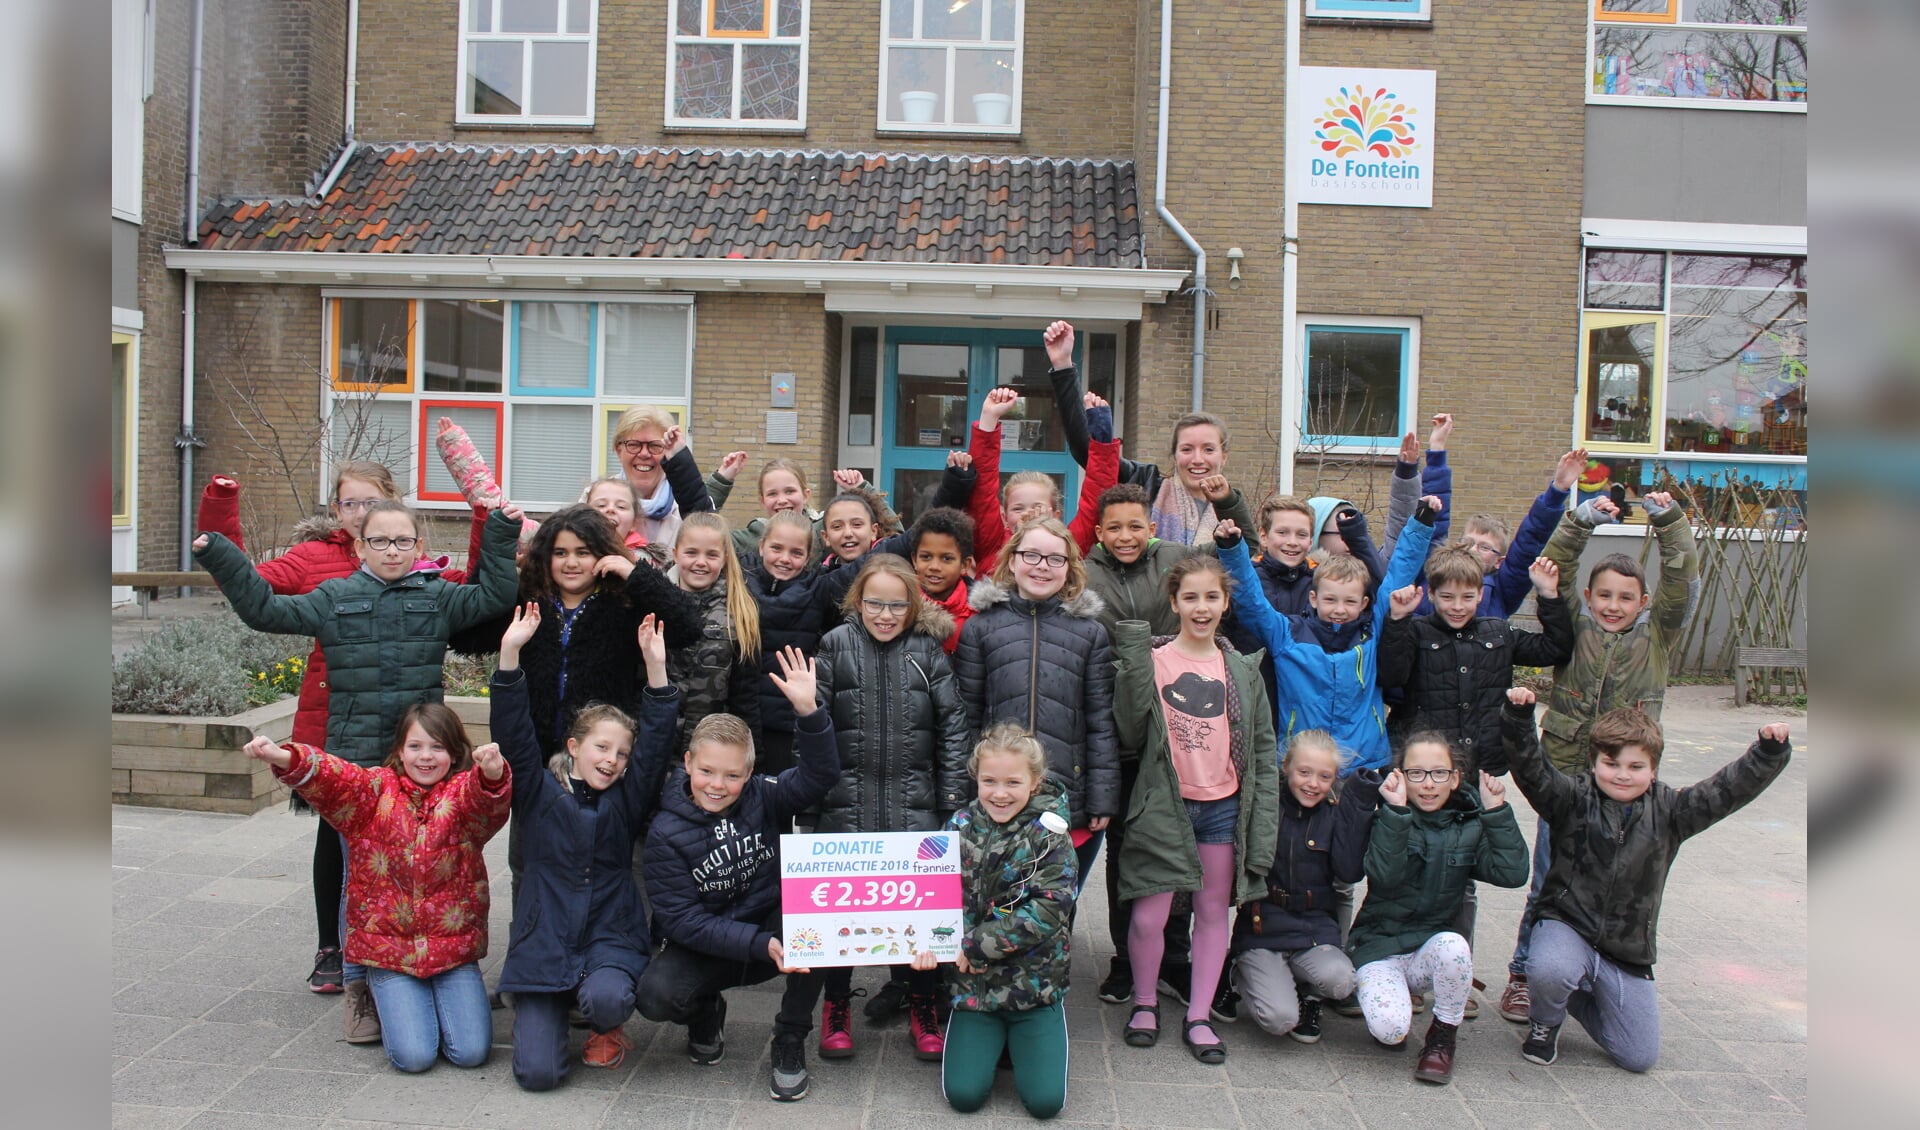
[941,1000,1069,1120]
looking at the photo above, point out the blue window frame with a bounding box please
[1300,320,1418,451]
[508,301,598,397]
[1308,0,1432,21]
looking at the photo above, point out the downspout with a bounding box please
[345,0,358,140]
[1156,0,1206,412]
[1277,0,1303,495]
[178,0,207,569]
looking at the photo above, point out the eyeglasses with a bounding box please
[860,598,912,616]
[1402,768,1457,783]
[358,536,420,552]
[1015,550,1069,569]
[615,439,668,456]
[334,498,382,512]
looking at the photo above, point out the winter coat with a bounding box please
[643,707,840,963]
[1378,595,1576,774]
[813,604,972,832]
[1504,703,1790,973]
[489,666,681,994]
[1413,482,1570,621]
[448,563,705,755]
[1220,508,1435,773]
[966,425,1120,573]
[953,581,1120,825]
[1238,772,1383,953]
[666,576,762,751]
[195,478,486,749]
[741,555,859,735]
[1111,621,1278,906]
[273,744,509,978]
[194,510,521,767]
[1346,788,1531,968]
[1082,487,1254,639]
[1539,504,1699,773]
[945,778,1077,1013]
[1376,451,1454,566]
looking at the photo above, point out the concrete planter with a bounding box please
[112,695,492,814]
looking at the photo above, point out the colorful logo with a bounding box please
[789,927,823,953]
[1313,85,1420,159]
[915,836,950,861]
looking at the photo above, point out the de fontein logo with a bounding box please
[1314,85,1419,160]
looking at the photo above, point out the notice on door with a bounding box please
[780,831,965,968]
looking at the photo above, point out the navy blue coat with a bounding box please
[1236,772,1382,953]
[741,557,859,736]
[643,707,840,963]
[491,666,681,995]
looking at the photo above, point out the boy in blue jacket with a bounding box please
[635,645,841,1103]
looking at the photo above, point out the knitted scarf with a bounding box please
[1150,477,1217,548]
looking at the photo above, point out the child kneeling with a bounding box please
[912,724,1077,1120]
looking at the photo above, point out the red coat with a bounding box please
[275,743,510,977]
[965,429,1120,576]
[197,478,485,747]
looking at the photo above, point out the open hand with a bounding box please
[832,468,863,492]
[1388,584,1423,620]
[768,646,819,716]
[1428,413,1455,452]
[718,451,749,481]
[768,937,810,975]
[946,450,973,472]
[637,614,667,673]
[980,387,1020,426]
[1528,557,1560,598]
[501,602,541,654]
[1397,430,1419,465]
[1759,722,1791,745]
[1478,770,1507,811]
[241,736,293,770]
[1554,449,1588,492]
[1043,320,1076,370]
[1380,770,1407,807]
[472,742,505,781]
[1508,686,1537,708]
[1199,474,1231,502]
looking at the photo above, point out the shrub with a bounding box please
[112,611,312,716]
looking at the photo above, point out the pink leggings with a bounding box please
[1128,842,1236,1026]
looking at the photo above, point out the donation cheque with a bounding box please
[780,831,964,968]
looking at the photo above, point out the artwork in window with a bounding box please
[1304,328,1405,442]
[1592,26,1806,101]
[1569,455,1805,528]
[1582,321,1660,446]
[423,299,505,393]
[421,404,501,499]
[741,44,801,120]
[777,0,803,36]
[1594,0,1678,21]
[336,298,413,389]
[603,305,691,399]
[675,42,735,118]
[710,0,767,35]
[1663,255,1806,456]
[511,404,595,504]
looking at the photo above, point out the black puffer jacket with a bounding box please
[665,576,761,751]
[813,604,971,833]
[1377,597,1575,774]
[1237,772,1382,953]
[952,580,1119,826]
[741,555,859,736]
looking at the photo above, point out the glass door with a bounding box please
[881,326,1082,527]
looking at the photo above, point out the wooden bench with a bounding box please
[1734,645,1807,702]
[112,571,215,619]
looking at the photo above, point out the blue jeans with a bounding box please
[338,832,364,984]
[365,963,492,1073]
[1526,919,1662,1072]
[514,965,640,1092]
[1509,817,1553,977]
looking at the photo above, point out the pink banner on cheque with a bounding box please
[780,831,965,968]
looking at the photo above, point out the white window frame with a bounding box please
[1587,0,1807,113]
[456,0,599,127]
[1294,313,1421,456]
[664,0,810,131]
[112,0,147,221]
[877,0,1025,136]
[1306,0,1432,21]
[320,291,696,511]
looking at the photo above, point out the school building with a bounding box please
[113,0,1806,581]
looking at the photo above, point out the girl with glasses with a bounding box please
[796,554,970,1063]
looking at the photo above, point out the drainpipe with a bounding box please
[345,0,358,140]
[1156,0,1206,412]
[178,0,207,569]
[1277,0,1303,494]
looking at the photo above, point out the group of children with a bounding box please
[190,319,1792,1117]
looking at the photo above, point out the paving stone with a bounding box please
[114,980,241,1021]
[1345,1090,1480,1129]
[209,1067,376,1118]
[115,1013,193,1059]
[182,1113,326,1130]
[111,1104,195,1130]
[600,1091,740,1129]
[331,1071,489,1126]
[1109,1081,1241,1127]
[203,989,335,1029]
[150,1020,302,1065]
[112,1060,252,1109]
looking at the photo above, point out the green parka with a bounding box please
[194,509,521,767]
[1540,502,1698,773]
[1083,488,1255,639]
[1346,788,1530,968]
[1111,620,1279,907]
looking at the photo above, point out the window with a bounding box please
[1299,317,1419,452]
[1590,0,1807,107]
[113,334,135,526]
[458,0,597,125]
[667,0,807,128]
[879,0,1022,133]
[327,295,694,508]
[1307,0,1431,20]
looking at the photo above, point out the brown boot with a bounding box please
[344,978,382,1044]
[1412,1017,1457,1084]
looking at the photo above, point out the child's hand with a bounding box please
[1554,448,1588,492]
[1089,816,1110,832]
[1642,490,1675,515]
[1388,584,1422,620]
[718,451,749,481]
[1199,474,1232,502]
[1380,770,1407,807]
[637,614,667,674]
[768,645,819,716]
[1043,320,1075,370]
[1528,557,1560,598]
[1507,686,1537,708]
[1213,518,1242,546]
[768,938,810,975]
[1478,770,1507,811]
[1397,430,1419,465]
[1420,495,1443,512]
[1083,390,1109,410]
[498,501,526,524]
[1428,413,1454,452]
[595,554,635,580]
[192,533,210,551]
[1759,722,1791,745]
[664,424,687,456]
[212,474,238,490]
[1579,496,1622,525]
[979,387,1020,427]
[946,450,973,472]
[472,743,505,782]
[241,735,294,770]
[501,602,541,657]
[832,468,864,492]
[954,951,978,975]
[910,950,939,972]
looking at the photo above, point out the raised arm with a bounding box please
[1329,770,1383,884]
[263,742,376,835]
[1644,494,1700,645]
[489,609,552,815]
[1500,693,1581,823]
[191,533,330,636]
[1669,725,1793,841]
[1339,509,1388,591]
[1361,782,1415,890]
[1217,527,1289,655]
[1043,320,1091,469]
[617,616,685,823]
[766,647,842,817]
[1471,798,1531,889]
[967,391,1013,566]
[660,437,716,515]
[196,475,244,550]
[1067,437,1122,553]
[1371,500,1437,632]
[1489,453,1577,615]
[1544,501,1605,619]
[1110,620,1160,759]
[1380,433,1421,559]
[437,509,524,631]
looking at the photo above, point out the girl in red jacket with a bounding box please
[241,705,510,1074]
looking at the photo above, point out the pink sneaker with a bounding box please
[818,995,854,1059]
[908,995,945,1061]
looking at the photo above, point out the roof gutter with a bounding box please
[1156,0,1207,412]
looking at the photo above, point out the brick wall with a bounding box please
[353,0,1137,158]
[1132,2,1588,531]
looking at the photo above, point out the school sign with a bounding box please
[1292,67,1436,208]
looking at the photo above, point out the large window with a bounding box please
[1590,1,1807,108]
[1299,316,1420,453]
[326,295,693,508]
[879,0,1022,134]
[667,0,808,128]
[458,0,597,125]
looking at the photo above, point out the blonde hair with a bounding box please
[612,405,677,445]
[760,508,814,545]
[1001,469,1063,511]
[1425,544,1488,590]
[581,475,640,510]
[968,722,1047,780]
[1463,513,1512,553]
[332,460,400,503]
[1311,553,1371,593]
[990,516,1088,601]
[758,458,812,500]
[1259,493,1315,534]
[688,712,756,768]
[676,512,762,661]
[841,553,925,626]
[1282,729,1350,783]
